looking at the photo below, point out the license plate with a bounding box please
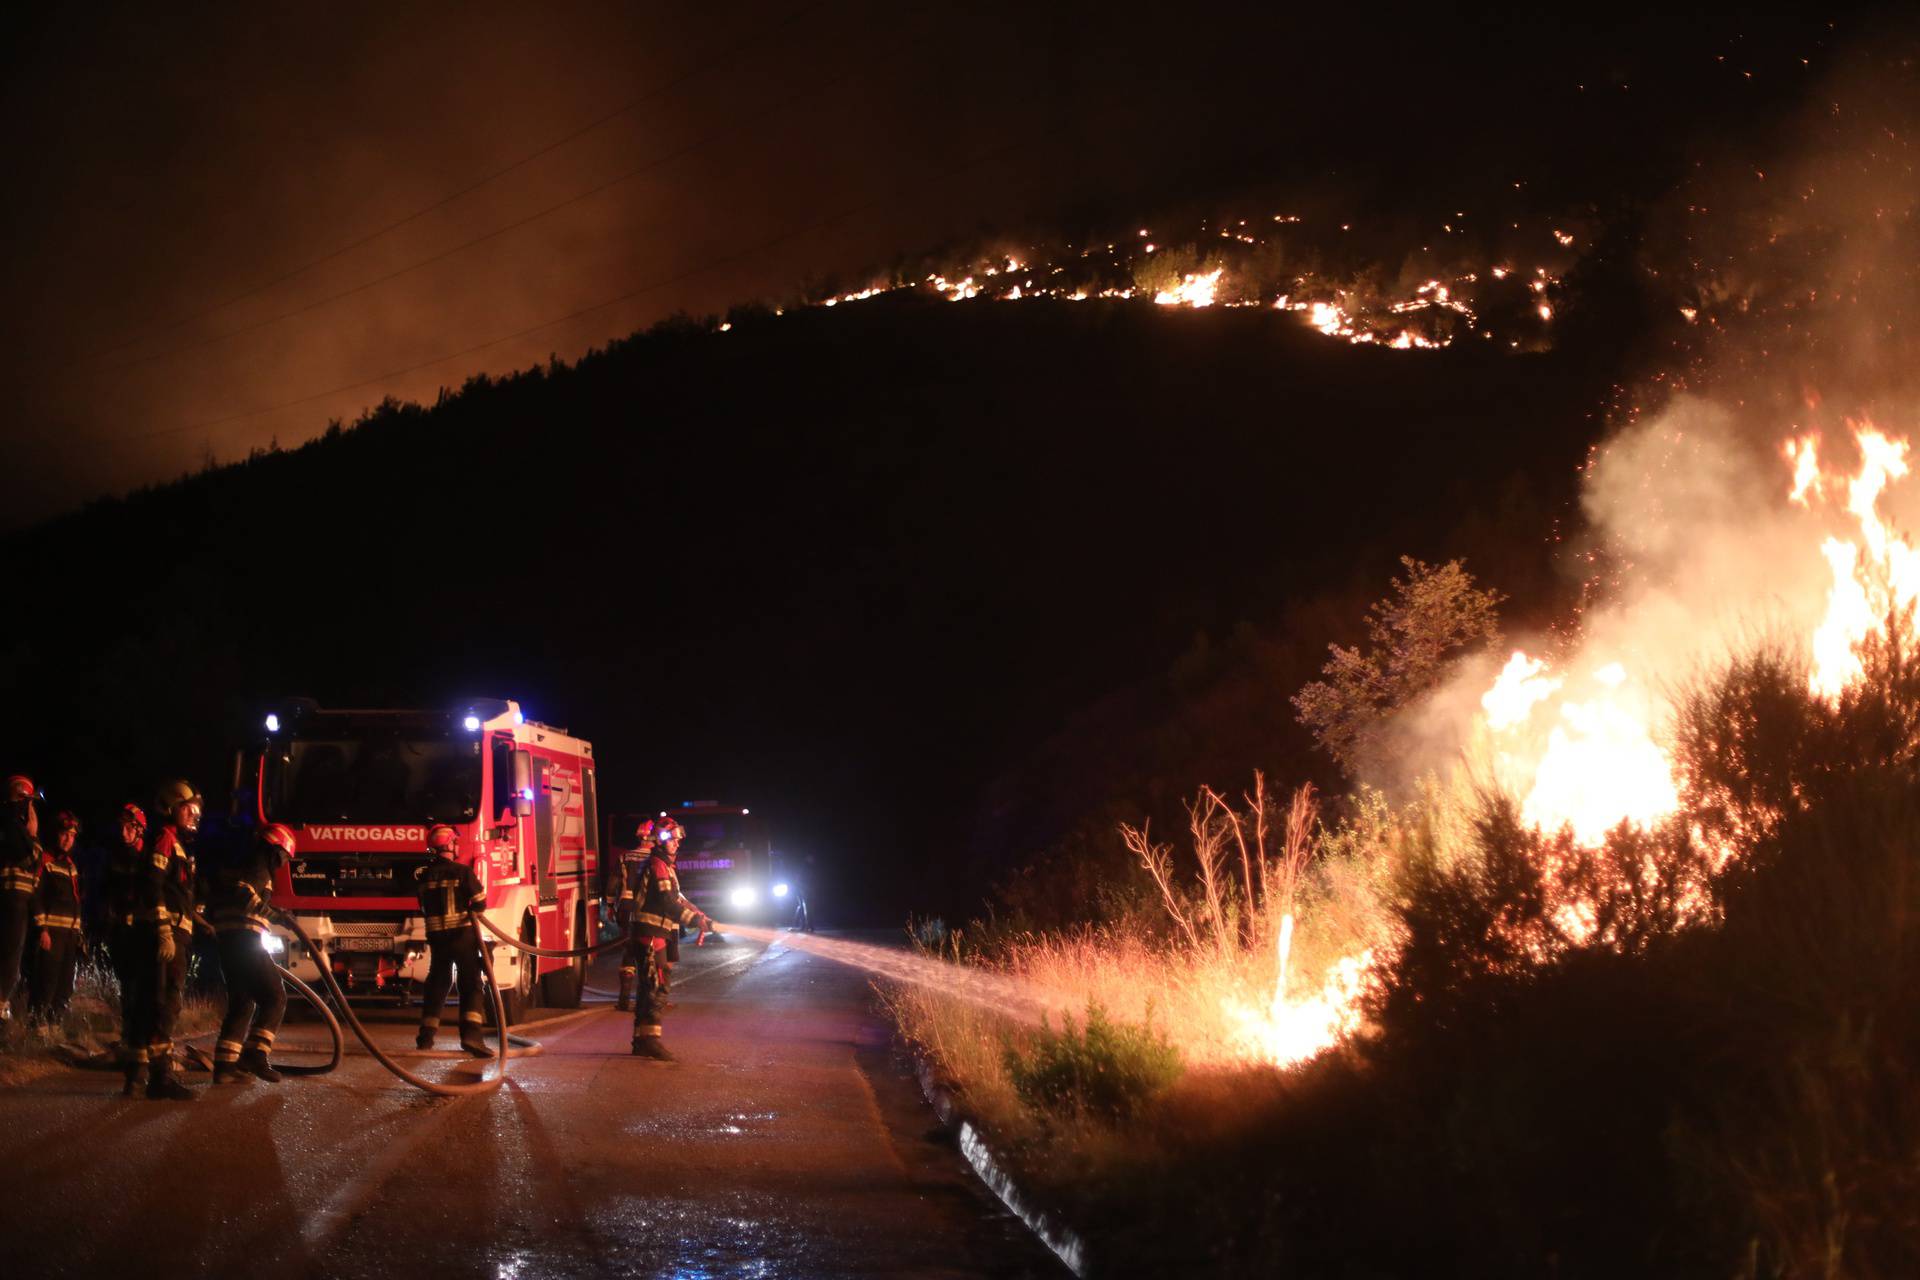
[337,936,393,952]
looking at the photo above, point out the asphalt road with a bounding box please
[0,933,1066,1279]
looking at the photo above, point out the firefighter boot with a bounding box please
[415,1026,435,1051]
[460,1029,492,1059]
[630,1036,675,1062]
[147,1063,196,1102]
[239,1048,283,1083]
[211,1060,251,1086]
[120,1058,147,1097]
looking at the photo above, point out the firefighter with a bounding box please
[206,824,294,1084]
[414,824,492,1057]
[103,804,148,1070]
[28,812,84,1024]
[610,819,656,1012]
[651,817,688,1000]
[0,775,42,1023]
[629,818,712,1061]
[125,780,201,1101]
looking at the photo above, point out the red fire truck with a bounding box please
[244,697,600,1020]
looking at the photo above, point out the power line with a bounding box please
[112,126,1049,447]
[82,24,886,382]
[29,3,825,377]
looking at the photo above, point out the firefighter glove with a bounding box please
[157,928,176,963]
[38,929,50,951]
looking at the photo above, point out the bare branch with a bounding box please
[1124,821,1200,951]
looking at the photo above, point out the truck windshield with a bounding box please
[677,814,751,855]
[264,734,482,824]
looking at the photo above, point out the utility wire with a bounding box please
[84,24,883,382]
[111,126,1050,446]
[29,3,824,377]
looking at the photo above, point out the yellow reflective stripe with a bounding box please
[460,1011,485,1024]
[33,914,82,931]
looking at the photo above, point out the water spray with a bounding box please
[714,924,1068,1026]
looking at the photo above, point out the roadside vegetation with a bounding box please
[0,955,221,1088]
[886,569,1920,1277]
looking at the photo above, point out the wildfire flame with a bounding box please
[803,212,1569,350]
[1152,268,1223,308]
[1223,911,1374,1068]
[1480,421,1920,843]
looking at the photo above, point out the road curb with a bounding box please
[912,1055,1089,1276]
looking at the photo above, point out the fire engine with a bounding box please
[610,801,783,921]
[243,697,601,1020]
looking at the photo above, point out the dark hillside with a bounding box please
[4,298,1616,918]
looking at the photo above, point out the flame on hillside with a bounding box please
[809,211,1572,350]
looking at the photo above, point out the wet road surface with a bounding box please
[0,933,1066,1278]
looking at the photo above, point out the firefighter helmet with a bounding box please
[53,811,80,835]
[426,824,458,854]
[260,824,296,858]
[120,803,148,833]
[154,779,202,820]
[655,818,683,845]
[6,775,32,802]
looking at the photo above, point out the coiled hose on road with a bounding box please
[273,909,518,1098]
[266,961,344,1076]
[271,903,647,1097]
[179,909,345,1077]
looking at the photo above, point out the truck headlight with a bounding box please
[729,887,757,908]
[773,882,790,898]
[262,933,286,956]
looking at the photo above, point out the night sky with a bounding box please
[0,3,1862,522]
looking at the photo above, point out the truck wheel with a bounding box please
[539,905,587,1009]
[500,915,539,1025]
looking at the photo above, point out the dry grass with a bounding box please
[0,954,222,1088]
[882,774,1416,1215]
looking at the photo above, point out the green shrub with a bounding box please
[1003,1001,1182,1121]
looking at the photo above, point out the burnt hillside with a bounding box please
[3,297,1619,918]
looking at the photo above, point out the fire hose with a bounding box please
[185,910,344,1077]
[473,909,632,958]
[269,963,344,1075]
[273,908,521,1098]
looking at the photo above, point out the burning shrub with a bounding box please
[1003,1001,1182,1122]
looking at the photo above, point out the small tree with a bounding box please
[1292,556,1503,779]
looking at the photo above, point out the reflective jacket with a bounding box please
[633,854,703,941]
[33,853,82,932]
[609,848,648,919]
[416,858,485,935]
[205,846,277,935]
[0,817,39,896]
[105,841,145,928]
[136,826,195,929]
